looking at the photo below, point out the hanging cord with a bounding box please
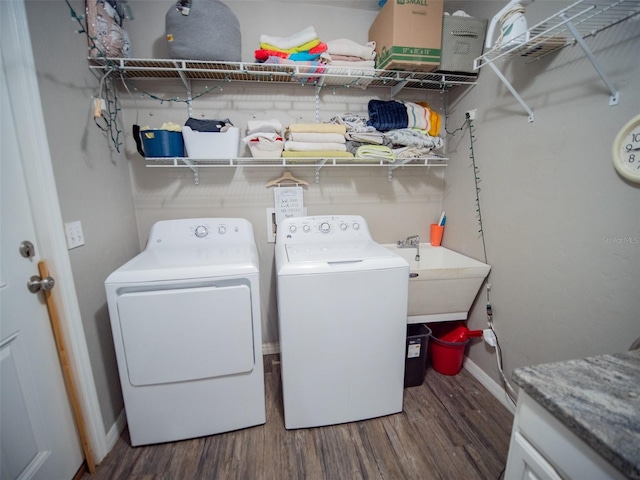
[467,118,517,407]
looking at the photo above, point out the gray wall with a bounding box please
[25,0,640,436]
[26,1,140,432]
[443,2,640,387]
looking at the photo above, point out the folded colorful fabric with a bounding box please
[259,39,321,54]
[263,57,325,83]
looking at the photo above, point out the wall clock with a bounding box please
[612,114,640,184]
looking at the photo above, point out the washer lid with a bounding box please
[280,240,408,274]
[105,245,259,284]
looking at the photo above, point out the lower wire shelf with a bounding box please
[145,156,448,184]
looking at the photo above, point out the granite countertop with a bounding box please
[513,349,640,479]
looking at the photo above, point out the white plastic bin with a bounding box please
[182,126,240,158]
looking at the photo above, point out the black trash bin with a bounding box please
[404,324,432,387]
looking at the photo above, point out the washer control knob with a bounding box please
[218,225,227,235]
[352,222,360,230]
[289,225,297,233]
[340,223,348,231]
[303,225,311,232]
[194,225,208,238]
[320,222,331,233]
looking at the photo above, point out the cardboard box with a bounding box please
[369,0,444,72]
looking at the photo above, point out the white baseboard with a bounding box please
[463,358,516,415]
[105,409,127,455]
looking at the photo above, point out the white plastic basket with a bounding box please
[182,126,240,158]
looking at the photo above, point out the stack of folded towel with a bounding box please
[323,39,377,88]
[255,26,327,62]
[283,123,353,159]
[242,119,284,158]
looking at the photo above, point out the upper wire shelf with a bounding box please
[88,57,477,92]
[475,0,640,68]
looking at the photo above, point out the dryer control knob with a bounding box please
[340,223,348,231]
[218,226,227,235]
[289,225,297,233]
[352,222,360,230]
[303,225,311,232]
[194,225,209,238]
[320,222,331,233]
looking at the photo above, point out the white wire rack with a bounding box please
[474,0,640,122]
[145,156,448,185]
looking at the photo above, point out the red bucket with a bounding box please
[428,336,469,375]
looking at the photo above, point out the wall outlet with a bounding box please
[64,220,85,249]
[465,109,477,120]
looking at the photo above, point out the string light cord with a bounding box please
[467,118,517,407]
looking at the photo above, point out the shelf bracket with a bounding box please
[561,14,619,106]
[487,62,535,123]
[390,80,408,99]
[315,159,327,183]
[174,61,194,116]
[182,158,199,185]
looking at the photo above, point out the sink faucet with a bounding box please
[397,235,420,261]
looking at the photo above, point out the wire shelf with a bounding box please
[89,58,477,92]
[475,0,640,68]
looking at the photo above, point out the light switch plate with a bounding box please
[64,221,85,249]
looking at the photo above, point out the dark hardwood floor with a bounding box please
[85,354,513,480]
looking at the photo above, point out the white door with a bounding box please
[0,17,83,480]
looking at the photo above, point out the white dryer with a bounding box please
[105,218,265,446]
[275,215,409,429]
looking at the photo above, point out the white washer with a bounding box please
[105,218,265,446]
[275,215,409,429]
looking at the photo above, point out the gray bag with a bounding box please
[166,0,241,62]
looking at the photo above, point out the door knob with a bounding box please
[27,275,55,293]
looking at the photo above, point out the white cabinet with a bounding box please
[505,390,626,480]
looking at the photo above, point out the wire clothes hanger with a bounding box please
[266,170,309,188]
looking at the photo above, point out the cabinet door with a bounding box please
[504,432,563,480]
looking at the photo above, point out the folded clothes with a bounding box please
[367,100,409,131]
[355,145,396,162]
[287,132,345,143]
[260,26,318,51]
[282,150,354,158]
[384,129,444,150]
[346,131,385,144]
[288,123,347,134]
[247,119,283,135]
[326,39,376,60]
[285,141,347,152]
[242,132,283,144]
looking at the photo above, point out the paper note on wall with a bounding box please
[274,187,304,225]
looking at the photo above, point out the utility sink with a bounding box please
[382,243,491,323]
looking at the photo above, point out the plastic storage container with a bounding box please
[140,129,184,158]
[182,126,240,158]
[404,324,432,387]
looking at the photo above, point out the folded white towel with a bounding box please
[285,141,347,152]
[242,132,283,145]
[287,132,346,143]
[247,119,283,136]
[259,26,318,51]
[326,39,376,60]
